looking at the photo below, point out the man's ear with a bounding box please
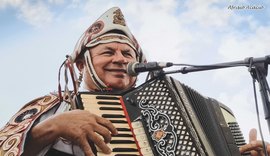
[76,59,85,72]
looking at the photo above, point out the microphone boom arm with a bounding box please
[164,55,270,75]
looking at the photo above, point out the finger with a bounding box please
[250,150,260,156]
[88,131,111,154]
[253,141,270,156]
[239,142,262,153]
[94,124,112,143]
[251,140,269,150]
[249,128,257,143]
[239,145,250,153]
[96,116,118,135]
[240,143,252,153]
[76,135,95,156]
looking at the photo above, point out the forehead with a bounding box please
[91,42,136,54]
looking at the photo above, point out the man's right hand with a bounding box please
[23,110,118,156]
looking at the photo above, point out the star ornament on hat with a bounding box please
[67,7,146,91]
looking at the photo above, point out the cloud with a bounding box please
[48,0,65,5]
[181,0,232,28]
[218,25,270,60]
[0,0,53,27]
[18,1,53,27]
[0,0,23,9]
[115,0,193,62]
[137,10,191,62]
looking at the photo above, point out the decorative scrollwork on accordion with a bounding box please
[139,99,177,156]
[122,76,245,156]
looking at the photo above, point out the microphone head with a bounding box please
[127,62,139,76]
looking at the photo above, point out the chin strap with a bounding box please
[84,50,108,90]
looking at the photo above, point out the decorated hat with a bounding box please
[65,7,146,91]
[71,7,146,63]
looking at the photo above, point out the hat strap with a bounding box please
[57,55,78,109]
[84,51,107,90]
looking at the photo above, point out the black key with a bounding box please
[115,154,139,156]
[110,120,128,123]
[113,134,133,137]
[98,101,121,105]
[112,148,138,152]
[116,128,131,131]
[99,107,123,110]
[110,140,135,144]
[96,96,120,100]
[102,114,125,118]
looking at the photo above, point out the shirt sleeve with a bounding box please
[0,94,61,156]
[36,101,78,156]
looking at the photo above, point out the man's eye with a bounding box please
[101,51,113,55]
[123,52,134,58]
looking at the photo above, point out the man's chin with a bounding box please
[104,76,135,90]
[106,82,130,90]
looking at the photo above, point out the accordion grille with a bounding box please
[127,78,206,156]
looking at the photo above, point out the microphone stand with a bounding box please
[163,55,270,133]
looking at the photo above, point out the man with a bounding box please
[0,7,269,156]
[0,7,145,156]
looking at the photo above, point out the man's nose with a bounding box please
[112,52,128,63]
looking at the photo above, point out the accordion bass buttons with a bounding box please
[132,121,154,156]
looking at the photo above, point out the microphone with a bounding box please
[127,61,173,76]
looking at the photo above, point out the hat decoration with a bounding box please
[71,7,146,63]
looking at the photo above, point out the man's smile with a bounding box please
[105,68,127,73]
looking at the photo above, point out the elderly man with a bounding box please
[0,7,269,156]
[0,7,145,156]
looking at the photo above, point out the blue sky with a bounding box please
[1,0,270,143]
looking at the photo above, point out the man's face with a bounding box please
[84,42,137,90]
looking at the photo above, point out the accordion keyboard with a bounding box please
[80,94,153,156]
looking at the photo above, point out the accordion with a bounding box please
[76,76,247,156]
